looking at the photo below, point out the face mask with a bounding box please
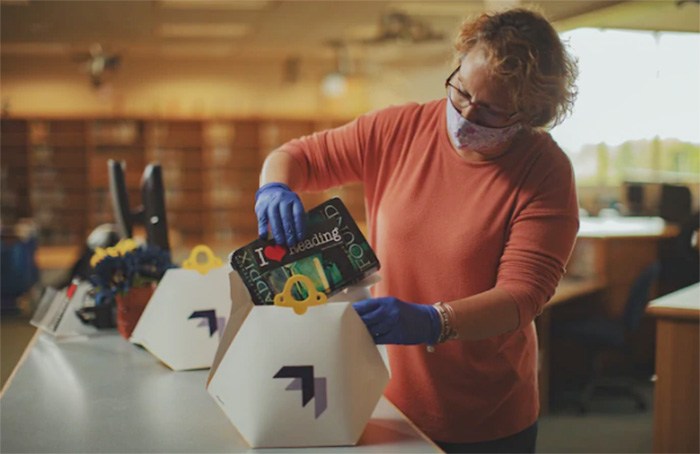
[445,96,521,153]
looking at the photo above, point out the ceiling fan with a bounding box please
[72,43,121,89]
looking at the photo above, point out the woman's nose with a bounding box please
[461,104,479,122]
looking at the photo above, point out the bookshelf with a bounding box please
[88,119,145,229]
[27,120,89,245]
[0,119,31,225]
[202,120,261,245]
[1,116,365,248]
[145,120,205,244]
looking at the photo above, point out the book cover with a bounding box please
[230,197,380,305]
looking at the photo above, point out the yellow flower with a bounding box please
[90,248,108,267]
[115,238,138,255]
[90,238,139,267]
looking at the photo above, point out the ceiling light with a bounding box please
[158,23,250,38]
[321,73,348,98]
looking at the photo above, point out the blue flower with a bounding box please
[89,245,176,305]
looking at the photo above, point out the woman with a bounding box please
[255,8,579,453]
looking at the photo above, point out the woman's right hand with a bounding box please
[254,183,306,247]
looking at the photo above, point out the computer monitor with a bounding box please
[108,160,170,251]
[108,160,133,239]
[140,164,169,250]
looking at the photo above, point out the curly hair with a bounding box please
[454,8,578,129]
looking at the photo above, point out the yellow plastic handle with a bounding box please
[182,245,223,275]
[274,275,327,315]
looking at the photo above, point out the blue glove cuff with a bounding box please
[427,305,443,345]
[255,182,291,202]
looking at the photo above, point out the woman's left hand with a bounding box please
[352,297,442,345]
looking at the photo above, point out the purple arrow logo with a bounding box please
[188,310,226,339]
[274,365,327,418]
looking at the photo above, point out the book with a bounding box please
[230,197,380,305]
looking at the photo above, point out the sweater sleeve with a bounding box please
[495,153,580,329]
[282,113,375,192]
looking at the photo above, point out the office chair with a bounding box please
[659,184,692,224]
[660,212,699,291]
[1,230,39,314]
[553,262,661,413]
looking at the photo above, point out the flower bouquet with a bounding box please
[89,239,175,339]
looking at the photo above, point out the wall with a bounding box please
[0,54,451,119]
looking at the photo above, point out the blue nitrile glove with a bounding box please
[352,297,442,345]
[255,182,306,247]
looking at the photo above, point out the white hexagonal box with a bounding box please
[206,273,390,448]
[130,246,232,371]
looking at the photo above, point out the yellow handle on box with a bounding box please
[182,245,222,275]
[274,275,327,315]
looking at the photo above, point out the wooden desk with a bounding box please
[537,278,607,415]
[646,284,700,454]
[577,217,678,239]
[562,217,678,370]
[573,217,677,319]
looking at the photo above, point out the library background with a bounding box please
[1,1,698,454]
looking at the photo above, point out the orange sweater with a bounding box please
[284,99,579,443]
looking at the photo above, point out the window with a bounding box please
[551,28,700,186]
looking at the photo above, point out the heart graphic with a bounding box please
[264,244,287,262]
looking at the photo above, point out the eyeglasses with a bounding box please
[445,66,519,128]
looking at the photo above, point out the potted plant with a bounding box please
[89,239,174,339]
